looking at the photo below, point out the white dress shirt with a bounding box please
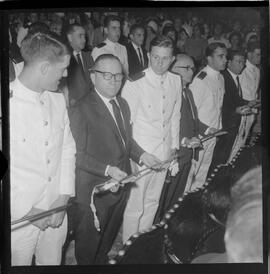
[10,78,76,220]
[227,69,239,87]
[122,67,181,161]
[240,59,260,100]
[189,65,225,130]
[91,38,129,76]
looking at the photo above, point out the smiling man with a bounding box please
[189,42,227,190]
[121,36,182,243]
[10,32,76,265]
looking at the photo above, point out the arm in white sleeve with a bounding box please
[121,80,140,125]
[59,103,76,197]
[171,83,182,150]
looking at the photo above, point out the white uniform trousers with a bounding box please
[122,166,167,243]
[190,138,216,190]
[11,215,67,265]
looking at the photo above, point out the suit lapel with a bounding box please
[92,92,126,151]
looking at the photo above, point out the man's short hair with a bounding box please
[149,35,174,53]
[91,54,121,71]
[65,23,84,36]
[129,24,145,36]
[28,22,50,35]
[246,41,260,53]
[227,49,245,61]
[20,32,70,65]
[228,31,242,43]
[104,15,121,28]
[205,42,226,57]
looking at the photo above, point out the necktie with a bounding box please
[137,47,143,66]
[184,88,196,120]
[76,53,84,73]
[236,76,243,98]
[110,99,126,145]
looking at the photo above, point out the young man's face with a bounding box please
[149,46,175,75]
[68,26,86,52]
[44,55,70,91]
[130,28,145,47]
[208,47,227,72]
[228,55,245,75]
[248,48,261,66]
[105,20,121,43]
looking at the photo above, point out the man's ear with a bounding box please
[104,27,108,36]
[67,33,72,44]
[40,61,50,76]
[171,55,175,64]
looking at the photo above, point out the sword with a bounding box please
[200,129,228,144]
[11,203,72,230]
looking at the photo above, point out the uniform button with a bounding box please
[163,137,165,141]
[163,95,166,99]
[45,141,49,146]
[44,121,48,126]
[48,177,52,182]
[161,81,164,85]
[22,138,26,142]
[47,159,50,164]
[40,101,44,105]
[162,110,165,114]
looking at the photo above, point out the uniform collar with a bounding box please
[246,59,258,71]
[147,67,168,83]
[12,78,45,102]
[206,65,221,78]
[105,38,117,48]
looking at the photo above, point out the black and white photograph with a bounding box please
[1,2,269,273]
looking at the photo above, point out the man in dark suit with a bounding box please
[69,54,161,264]
[208,49,252,174]
[155,54,209,221]
[125,24,148,77]
[66,23,94,106]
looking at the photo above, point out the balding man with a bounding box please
[69,54,159,264]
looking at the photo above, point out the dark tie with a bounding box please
[184,88,196,120]
[137,47,143,66]
[110,99,126,145]
[236,76,243,98]
[76,53,84,73]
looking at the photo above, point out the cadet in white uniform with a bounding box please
[189,42,227,190]
[10,32,76,265]
[239,41,261,144]
[91,15,129,76]
[121,36,181,243]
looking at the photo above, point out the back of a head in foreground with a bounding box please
[225,166,262,263]
[20,31,70,66]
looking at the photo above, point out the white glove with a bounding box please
[169,160,179,176]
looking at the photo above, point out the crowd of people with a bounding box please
[8,9,263,266]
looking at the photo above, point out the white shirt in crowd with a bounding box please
[10,78,76,220]
[240,59,260,101]
[91,38,129,76]
[189,65,225,130]
[121,67,181,161]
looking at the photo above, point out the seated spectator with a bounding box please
[162,25,178,54]
[145,19,158,52]
[208,22,231,48]
[176,25,191,53]
[185,23,208,68]
[228,32,242,51]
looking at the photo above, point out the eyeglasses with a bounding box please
[174,66,196,72]
[92,70,124,81]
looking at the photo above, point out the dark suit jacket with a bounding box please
[68,90,144,206]
[67,50,94,105]
[179,88,208,163]
[125,42,148,77]
[221,69,248,131]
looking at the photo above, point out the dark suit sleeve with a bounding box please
[130,139,145,164]
[68,105,108,177]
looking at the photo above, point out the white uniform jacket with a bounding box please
[121,67,182,161]
[189,65,225,130]
[91,38,129,76]
[10,79,76,221]
[240,59,260,101]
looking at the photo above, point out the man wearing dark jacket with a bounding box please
[69,54,160,264]
[125,24,148,77]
